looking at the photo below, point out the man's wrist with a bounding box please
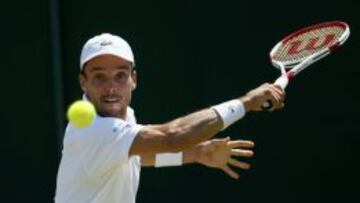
[155,152,183,167]
[211,99,246,130]
[239,96,252,112]
[183,147,200,164]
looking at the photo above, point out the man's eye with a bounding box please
[116,72,128,80]
[93,73,106,81]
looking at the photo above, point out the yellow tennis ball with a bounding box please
[67,100,96,128]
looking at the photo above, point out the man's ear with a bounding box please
[132,83,137,90]
[131,70,138,90]
[79,73,87,92]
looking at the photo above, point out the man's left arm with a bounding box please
[140,137,254,179]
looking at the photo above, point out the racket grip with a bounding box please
[274,74,289,89]
[261,75,288,110]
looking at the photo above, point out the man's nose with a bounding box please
[105,79,119,93]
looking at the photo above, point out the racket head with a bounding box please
[270,21,350,70]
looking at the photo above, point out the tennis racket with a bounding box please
[262,21,350,110]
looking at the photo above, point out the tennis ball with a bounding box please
[67,100,96,128]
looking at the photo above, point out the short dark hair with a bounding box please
[80,62,136,78]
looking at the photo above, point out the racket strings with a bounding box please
[273,26,345,63]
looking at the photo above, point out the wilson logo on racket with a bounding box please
[287,34,336,54]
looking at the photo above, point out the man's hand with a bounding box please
[240,83,285,111]
[196,137,254,179]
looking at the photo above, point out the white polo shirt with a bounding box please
[55,107,143,203]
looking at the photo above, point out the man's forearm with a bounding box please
[154,108,223,152]
[140,144,200,167]
[130,108,224,156]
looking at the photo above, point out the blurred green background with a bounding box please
[1,0,359,202]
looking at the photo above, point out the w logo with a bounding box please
[287,34,336,55]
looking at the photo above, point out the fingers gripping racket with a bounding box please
[262,21,350,110]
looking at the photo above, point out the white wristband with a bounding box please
[211,99,246,130]
[155,152,183,167]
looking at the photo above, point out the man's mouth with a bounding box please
[102,96,121,103]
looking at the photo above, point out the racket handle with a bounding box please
[261,74,289,110]
[274,74,289,89]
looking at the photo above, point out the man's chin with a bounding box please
[98,106,124,118]
[99,111,121,118]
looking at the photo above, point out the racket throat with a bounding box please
[287,72,295,80]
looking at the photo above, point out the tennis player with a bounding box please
[55,33,285,203]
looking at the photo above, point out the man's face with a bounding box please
[79,54,137,119]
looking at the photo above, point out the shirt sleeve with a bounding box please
[70,117,143,177]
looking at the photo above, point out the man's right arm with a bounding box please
[130,107,222,155]
[129,83,285,157]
